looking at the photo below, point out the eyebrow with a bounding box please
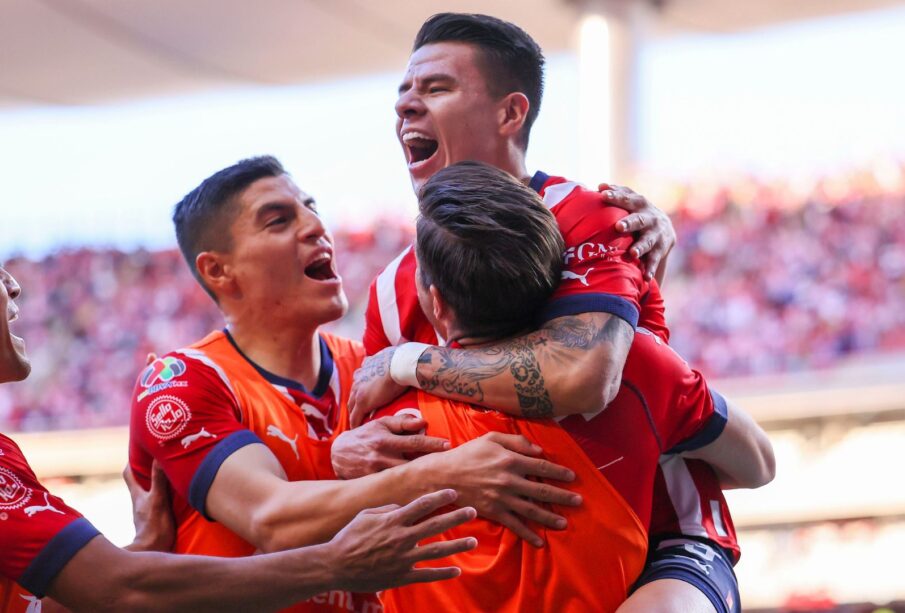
[397,73,456,95]
[254,198,316,219]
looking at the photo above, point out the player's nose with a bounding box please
[395,89,425,119]
[0,268,21,301]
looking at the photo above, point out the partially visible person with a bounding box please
[127,156,581,612]
[339,163,773,612]
[0,263,478,613]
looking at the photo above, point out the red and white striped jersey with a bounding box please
[362,170,739,561]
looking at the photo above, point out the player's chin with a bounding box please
[0,336,31,383]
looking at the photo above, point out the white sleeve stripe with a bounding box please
[173,348,241,415]
[710,500,729,537]
[660,456,708,538]
[375,246,410,346]
[541,181,582,209]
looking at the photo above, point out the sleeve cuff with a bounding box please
[19,517,101,598]
[189,430,263,519]
[539,294,640,328]
[668,390,729,454]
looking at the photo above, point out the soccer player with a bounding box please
[353,161,773,612]
[342,13,770,613]
[0,263,478,613]
[127,157,582,612]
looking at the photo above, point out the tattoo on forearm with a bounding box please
[354,349,393,386]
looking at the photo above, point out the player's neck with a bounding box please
[225,320,321,390]
[494,146,529,185]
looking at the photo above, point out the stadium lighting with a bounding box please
[578,13,612,185]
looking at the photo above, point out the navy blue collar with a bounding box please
[223,329,333,398]
[529,170,549,194]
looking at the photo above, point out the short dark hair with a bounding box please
[416,161,563,339]
[173,155,286,300]
[414,13,545,149]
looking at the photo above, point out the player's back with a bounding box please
[374,391,648,613]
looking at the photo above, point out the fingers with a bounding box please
[348,398,370,428]
[482,432,542,456]
[380,414,429,435]
[643,250,663,282]
[501,496,567,531]
[400,566,462,586]
[492,511,544,548]
[122,464,138,494]
[393,489,459,524]
[508,474,582,506]
[386,433,450,455]
[513,455,576,484]
[359,503,402,515]
[616,212,649,234]
[407,537,477,565]
[600,185,644,212]
[149,461,169,496]
[408,506,477,539]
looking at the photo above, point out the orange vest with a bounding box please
[172,330,379,613]
[381,392,649,613]
[0,580,37,613]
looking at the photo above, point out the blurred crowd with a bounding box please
[2,176,904,431]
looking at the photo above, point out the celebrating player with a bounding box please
[340,161,774,612]
[127,156,583,612]
[0,264,479,613]
[342,13,772,613]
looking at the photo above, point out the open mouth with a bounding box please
[402,131,439,167]
[304,253,339,282]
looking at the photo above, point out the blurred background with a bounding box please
[2,0,904,610]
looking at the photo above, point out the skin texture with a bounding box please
[0,265,30,384]
[0,265,479,611]
[616,578,718,613]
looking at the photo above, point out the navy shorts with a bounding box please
[632,538,740,613]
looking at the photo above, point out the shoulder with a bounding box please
[321,333,366,365]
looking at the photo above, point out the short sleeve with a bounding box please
[621,331,727,454]
[0,442,100,597]
[128,353,261,518]
[540,191,647,327]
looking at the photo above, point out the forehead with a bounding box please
[236,174,310,213]
[404,41,488,84]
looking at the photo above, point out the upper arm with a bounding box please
[128,354,256,513]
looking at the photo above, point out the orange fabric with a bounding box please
[0,579,36,613]
[173,331,377,613]
[381,391,649,613]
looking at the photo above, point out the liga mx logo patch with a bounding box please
[146,395,192,442]
[138,356,188,400]
[0,466,33,512]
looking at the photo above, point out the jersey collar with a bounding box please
[529,170,550,194]
[222,329,334,398]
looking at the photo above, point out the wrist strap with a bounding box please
[390,342,430,388]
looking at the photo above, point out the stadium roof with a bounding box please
[1,0,903,108]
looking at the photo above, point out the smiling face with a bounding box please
[395,42,508,193]
[211,175,348,329]
[0,265,31,383]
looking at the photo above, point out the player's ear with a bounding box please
[196,251,235,300]
[429,284,450,327]
[498,92,529,139]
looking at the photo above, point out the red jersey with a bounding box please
[129,330,380,613]
[363,170,737,559]
[0,434,100,612]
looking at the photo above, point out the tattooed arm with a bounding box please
[415,312,634,418]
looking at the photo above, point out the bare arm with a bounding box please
[682,400,776,489]
[207,433,579,552]
[47,490,477,613]
[416,312,633,418]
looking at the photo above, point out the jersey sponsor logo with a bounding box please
[181,426,217,449]
[24,492,65,518]
[266,424,300,460]
[562,242,621,267]
[138,357,188,400]
[0,466,32,511]
[146,395,192,442]
[561,267,595,286]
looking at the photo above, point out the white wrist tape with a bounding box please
[390,342,430,388]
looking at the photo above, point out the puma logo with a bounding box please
[561,268,594,286]
[267,425,300,460]
[24,492,64,518]
[20,594,41,613]
[181,427,217,449]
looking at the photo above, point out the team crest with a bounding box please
[0,466,33,511]
[146,395,192,442]
[138,356,189,400]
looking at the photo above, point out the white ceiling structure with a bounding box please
[1,0,903,108]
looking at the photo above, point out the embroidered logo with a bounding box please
[266,425,300,460]
[146,395,192,442]
[0,466,32,512]
[138,357,189,400]
[181,427,217,449]
[24,492,65,518]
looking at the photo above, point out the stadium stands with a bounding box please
[2,176,903,432]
